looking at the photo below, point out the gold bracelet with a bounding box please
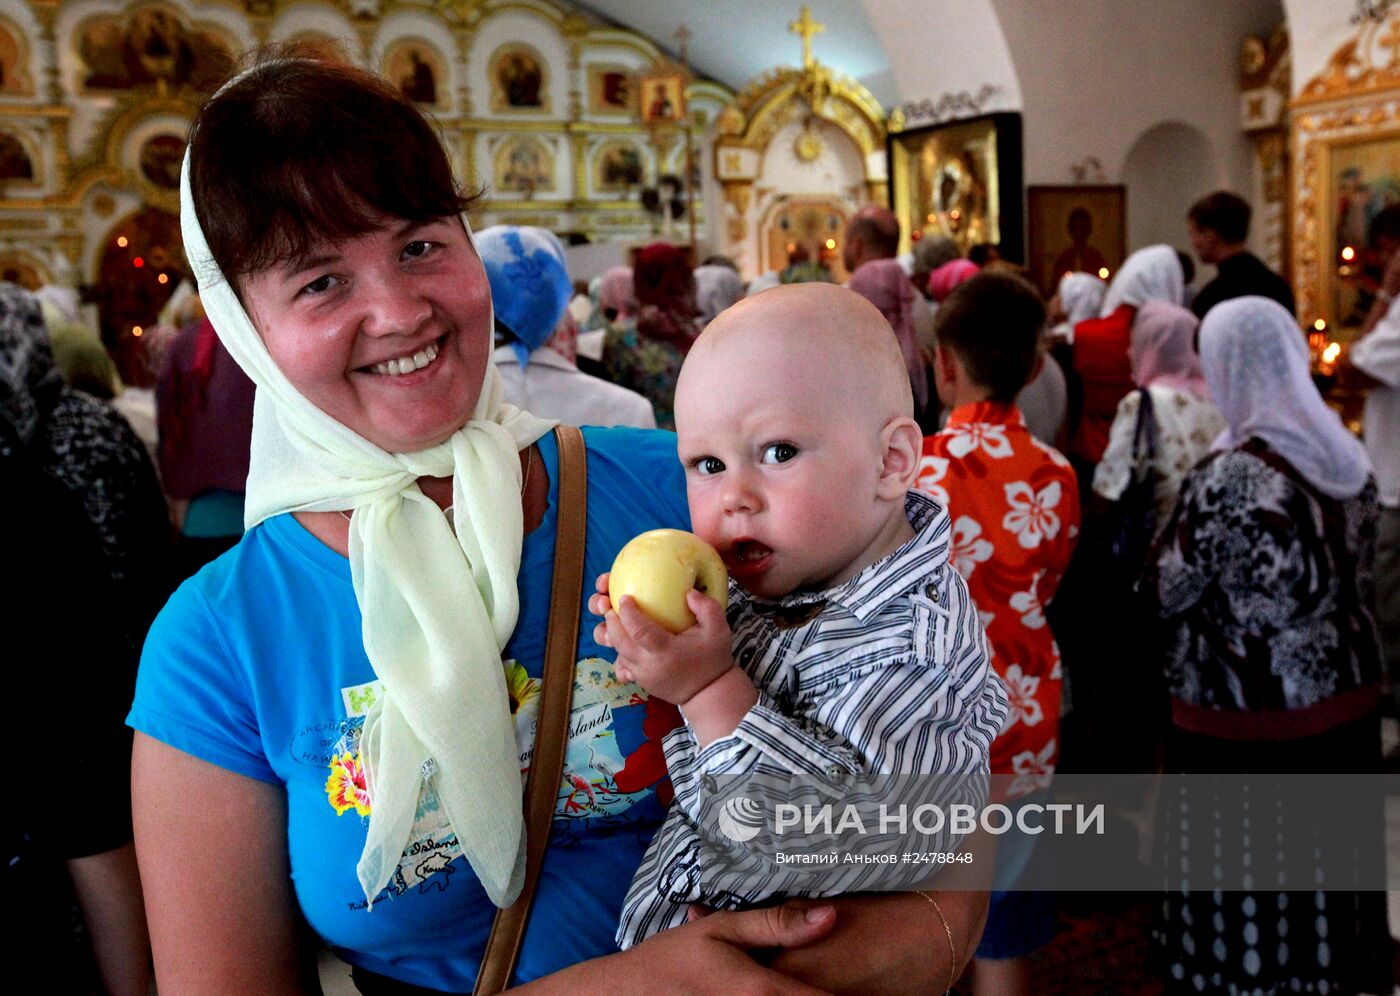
[915,890,957,994]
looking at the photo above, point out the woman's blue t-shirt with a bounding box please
[128,427,690,991]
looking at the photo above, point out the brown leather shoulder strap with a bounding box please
[474,425,586,994]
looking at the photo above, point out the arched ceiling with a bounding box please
[568,0,896,107]
[571,0,1291,118]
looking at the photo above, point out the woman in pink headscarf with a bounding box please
[1091,300,1224,536]
[596,266,637,325]
[848,257,930,416]
[927,259,980,303]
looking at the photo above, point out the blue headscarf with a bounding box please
[476,225,572,369]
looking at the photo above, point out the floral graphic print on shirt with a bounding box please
[918,402,1080,789]
[321,658,681,899]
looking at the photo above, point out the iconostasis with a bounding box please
[0,0,732,380]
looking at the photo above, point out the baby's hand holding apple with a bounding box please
[593,530,756,736]
[603,590,737,705]
[607,529,728,633]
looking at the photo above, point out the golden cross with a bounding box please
[673,23,692,67]
[789,5,825,70]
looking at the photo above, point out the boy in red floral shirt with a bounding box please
[917,272,1080,995]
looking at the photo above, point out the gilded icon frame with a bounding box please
[887,113,1023,261]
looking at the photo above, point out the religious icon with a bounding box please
[587,64,634,115]
[0,256,43,290]
[919,127,991,245]
[95,206,182,386]
[595,142,645,193]
[138,134,185,191]
[0,130,34,182]
[639,73,685,126]
[1327,136,1400,330]
[1050,208,1109,280]
[130,8,189,83]
[386,41,443,106]
[889,114,1022,263]
[0,23,32,95]
[494,137,554,195]
[490,45,547,112]
[763,200,847,283]
[285,32,350,65]
[77,5,234,92]
[1026,185,1126,298]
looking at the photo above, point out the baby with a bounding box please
[592,284,1008,949]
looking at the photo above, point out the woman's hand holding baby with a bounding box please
[591,573,758,745]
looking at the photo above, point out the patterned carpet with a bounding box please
[1026,895,1164,995]
[953,894,1164,996]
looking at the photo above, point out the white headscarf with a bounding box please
[694,264,744,327]
[1058,272,1107,326]
[1200,296,1371,500]
[180,113,554,908]
[1100,244,1183,317]
[33,284,80,323]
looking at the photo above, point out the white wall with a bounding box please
[861,0,1285,256]
[1282,0,1355,97]
[861,0,1022,121]
[1120,122,1217,251]
[993,0,1282,255]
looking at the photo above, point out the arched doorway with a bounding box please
[1121,121,1217,255]
[96,206,181,386]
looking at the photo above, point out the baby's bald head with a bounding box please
[679,283,914,430]
[673,283,925,597]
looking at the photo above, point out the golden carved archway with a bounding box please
[711,7,886,275]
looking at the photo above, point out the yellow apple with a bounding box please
[609,529,729,633]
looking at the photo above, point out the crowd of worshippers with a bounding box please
[3,184,1398,996]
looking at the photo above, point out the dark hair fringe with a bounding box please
[933,271,1046,403]
[188,46,477,285]
[1187,191,1251,245]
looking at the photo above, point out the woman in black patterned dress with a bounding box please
[0,282,171,995]
[1147,296,1392,995]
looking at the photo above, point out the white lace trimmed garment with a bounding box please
[1092,385,1226,537]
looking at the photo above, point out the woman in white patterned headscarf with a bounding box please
[1149,295,1389,996]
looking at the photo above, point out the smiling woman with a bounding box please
[128,51,989,996]
[187,59,490,455]
[239,215,492,454]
